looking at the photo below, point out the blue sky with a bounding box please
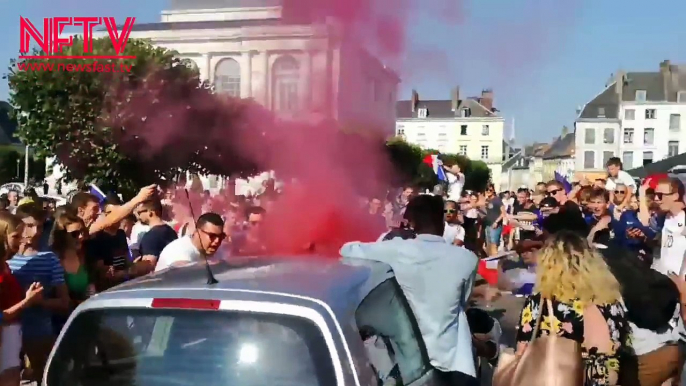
[3,0,686,145]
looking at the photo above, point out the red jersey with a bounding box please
[0,262,23,310]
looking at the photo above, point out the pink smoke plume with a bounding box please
[103,0,466,257]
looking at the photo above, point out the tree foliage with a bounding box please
[8,36,490,198]
[386,138,491,192]
[7,37,265,198]
[0,146,45,184]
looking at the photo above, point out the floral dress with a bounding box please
[516,293,632,386]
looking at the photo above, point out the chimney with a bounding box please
[451,87,460,111]
[660,60,671,74]
[411,89,418,112]
[614,70,625,97]
[561,126,569,136]
[480,89,494,111]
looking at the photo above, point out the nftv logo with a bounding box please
[19,17,136,59]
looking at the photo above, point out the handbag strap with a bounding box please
[529,297,555,344]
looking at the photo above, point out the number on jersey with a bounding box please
[663,234,674,248]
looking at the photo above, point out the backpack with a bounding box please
[599,243,679,331]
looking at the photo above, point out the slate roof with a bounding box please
[579,64,686,119]
[523,142,549,158]
[578,85,619,119]
[169,0,282,9]
[542,133,575,160]
[396,98,497,119]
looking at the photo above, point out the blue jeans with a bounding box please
[485,225,502,246]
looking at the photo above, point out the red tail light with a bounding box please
[151,298,221,310]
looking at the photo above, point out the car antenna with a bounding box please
[185,188,218,285]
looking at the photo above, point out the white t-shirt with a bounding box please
[446,172,465,201]
[443,223,465,245]
[155,236,202,272]
[605,170,636,191]
[130,223,150,247]
[653,211,686,275]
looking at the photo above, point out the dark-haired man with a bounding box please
[156,212,225,271]
[341,194,479,384]
[137,198,178,271]
[85,195,135,290]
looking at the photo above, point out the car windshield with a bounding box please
[46,308,337,386]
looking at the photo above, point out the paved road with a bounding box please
[477,293,526,386]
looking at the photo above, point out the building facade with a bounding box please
[94,0,399,132]
[575,60,686,173]
[396,88,506,188]
[541,130,575,183]
[83,0,400,193]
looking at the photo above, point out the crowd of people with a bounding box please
[353,157,686,386]
[0,154,685,386]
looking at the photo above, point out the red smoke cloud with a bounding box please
[105,0,465,256]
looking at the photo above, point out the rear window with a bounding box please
[46,308,337,386]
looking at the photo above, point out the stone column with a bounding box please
[200,53,211,82]
[241,51,252,98]
[254,51,269,106]
[301,51,312,109]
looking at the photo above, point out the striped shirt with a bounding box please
[8,251,65,338]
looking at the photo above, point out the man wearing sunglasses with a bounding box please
[155,212,225,272]
[605,157,636,210]
[137,198,178,272]
[443,200,465,246]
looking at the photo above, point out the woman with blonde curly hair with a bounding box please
[515,230,631,386]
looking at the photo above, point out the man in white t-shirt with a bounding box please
[605,157,636,209]
[155,212,226,272]
[652,178,686,276]
[445,164,465,202]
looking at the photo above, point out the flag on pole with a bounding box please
[423,154,448,182]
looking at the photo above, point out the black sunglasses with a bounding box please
[654,192,674,200]
[546,189,561,196]
[614,190,626,195]
[68,230,82,238]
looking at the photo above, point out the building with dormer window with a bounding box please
[395,88,506,188]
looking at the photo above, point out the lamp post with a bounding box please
[24,144,29,187]
[16,158,20,179]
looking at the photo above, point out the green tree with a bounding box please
[7,37,217,198]
[386,138,492,192]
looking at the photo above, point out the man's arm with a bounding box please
[88,185,156,235]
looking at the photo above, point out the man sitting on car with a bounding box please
[341,194,480,385]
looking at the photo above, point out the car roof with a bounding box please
[99,256,395,317]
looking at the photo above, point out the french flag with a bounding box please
[423,154,448,182]
[89,184,107,205]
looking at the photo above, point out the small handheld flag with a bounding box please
[423,154,448,182]
[89,184,107,205]
[553,171,572,194]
